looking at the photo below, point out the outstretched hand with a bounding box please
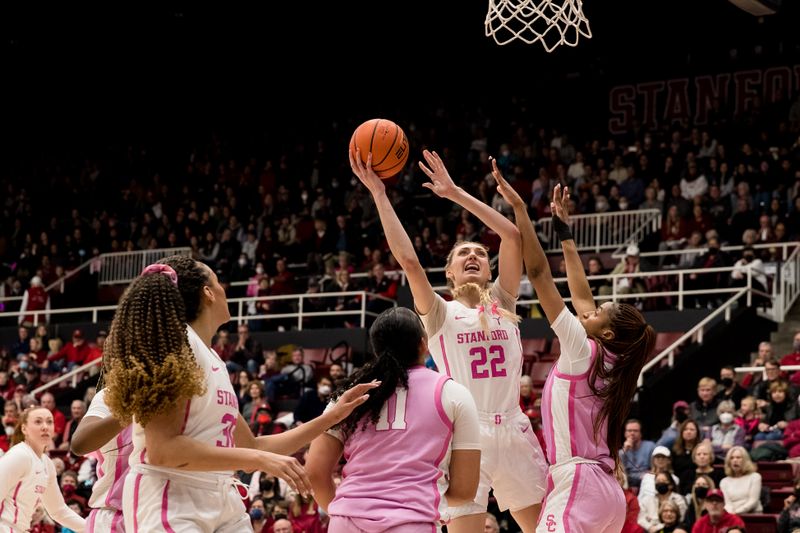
[327,381,380,424]
[550,184,571,225]
[349,148,385,196]
[490,157,525,209]
[418,150,458,199]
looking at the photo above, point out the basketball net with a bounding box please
[484,0,591,52]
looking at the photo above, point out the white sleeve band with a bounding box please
[85,389,111,420]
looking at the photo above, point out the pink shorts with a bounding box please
[536,462,625,533]
[328,516,439,533]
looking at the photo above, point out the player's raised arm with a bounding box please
[419,150,522,297]
[350,148,437,315]
[491,162,565,324]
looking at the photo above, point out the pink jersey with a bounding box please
[541,314,614,472]
[328,368,453,529]
[86,389,132,516]
[129,325,239,477]
[423,282,524,413]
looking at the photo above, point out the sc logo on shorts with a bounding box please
[545,514,557,532]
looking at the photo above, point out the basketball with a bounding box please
[349,118,409,179]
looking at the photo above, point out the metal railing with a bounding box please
[637,289,748,387]
[611,241,799,262]
[774,243,800,322]
[537,208,661,253]
[31,358,103,395]
[98,248,192,285]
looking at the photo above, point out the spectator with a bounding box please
[671,419,701,493]
[59,470,87,510]
[685,238,730,308]
[10,326,31,357]
[655,500,683,532]
[212,329,235,367]
[293,376,333,424]
[18,276,50,327]
[639,446,682,503]
[690,378,720,434]
[751,358,796,408]
[620,419,657,488]
[729,246,768,296]
[740,341,773,390]
[327,363,346,384]
[29,505,56,533]
[0,371,16,401]
[734,396,761,448]
[618,471,645,533]
[755,379,797,441]
[690,488,744,533]
[40,391,66,438]
[249,497,269,533]
[680,474,715,531]
[265,348,314,402]
[47,329,91,371]
[242,380,268,425]
[719,446,762,514]
[657,400,691,449]
[585,255,611,296]
[684,442,724,494]
[708,400,745,461]
[778,477,800,533]
[601,245,648,296]
[779,331,800,379]
[58,399,86,450]
[638,472,687,532]
[232,322,263,375]
[364,263,398,316]
[272,518,294,533]
[715,366,747,409]
[484,513,500,533]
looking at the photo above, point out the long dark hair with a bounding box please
[157,254,209,322]
[588,303,656,464]
[333,307,425,440]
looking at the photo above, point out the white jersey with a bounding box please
[85,389,132,513]
[129,324,239,478]
[422,280,524,414]
[0,442,85,532]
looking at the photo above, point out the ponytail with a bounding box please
[333,307,424,440]
[588,303,656,464]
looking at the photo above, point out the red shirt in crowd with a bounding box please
[691,510,744,533]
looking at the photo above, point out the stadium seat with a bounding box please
[304,347,329,365]
[530,361,553,390]
[522,355,537,377]
[652,331,684,357]
[739,513,778,533]
[521,338,548,357]
[765,486,792,513]
[758,462,794,488]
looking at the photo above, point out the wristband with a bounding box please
[553,216,573,242]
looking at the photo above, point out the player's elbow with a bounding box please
[445,481,479,508]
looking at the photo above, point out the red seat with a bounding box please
[522,355,537,377]
[652,331,684,356]
[758,462,794,488]
[739,513,778,533]
[765,486,792,513]
[521,338,548,357]
[304,347,329,365]
[530,361,553,389]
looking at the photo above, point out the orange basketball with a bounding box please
[349,118,409,179]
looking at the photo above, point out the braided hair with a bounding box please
[588,303,656,464]
[103,270,205,427]
[333,307,425,440]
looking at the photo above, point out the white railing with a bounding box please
[31,358,103,395]
[537,208,661,253]
[611,241,800,262]
[775,243,800,322]
[98,248,192,285]
[637,289,748,387]
[0,291,395,330]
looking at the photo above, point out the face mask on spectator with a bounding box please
[62,483,76,496]
[719,412,734,424]
[19,361,29,371]
[619,201,629,210]
[249,509,264,520]
[238,258,247,267]
[256,267,264,275]
[655,483,670,495]
[720,377,734,388]
[318,385,332,397]
[694,486,708,499]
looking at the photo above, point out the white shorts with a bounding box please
[122,466,251,533]
[87,507,125,532]
[447,410,547,520]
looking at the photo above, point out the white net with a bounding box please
[484,0,592,52]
